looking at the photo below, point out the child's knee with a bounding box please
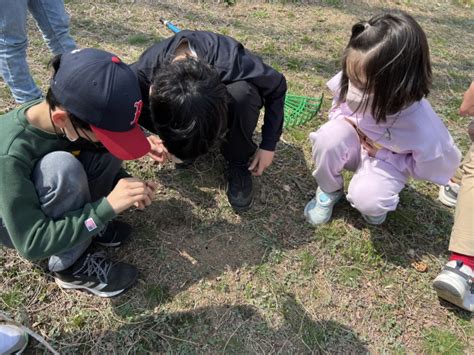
[226,81,261,107]
[347,180,400,216]
[309,120,358,156]
[33,151,88,196]
[36,151,81,171]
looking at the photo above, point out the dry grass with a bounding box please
[1,0,473,353]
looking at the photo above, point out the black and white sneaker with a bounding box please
[95,220,132,247]
[54,251,138,297]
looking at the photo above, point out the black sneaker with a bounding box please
[226,162,253,211]
[54,251,138,297]
[95,220,132,247]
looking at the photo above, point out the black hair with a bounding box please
[45,54,90,131]
[339,11,432,123]
[149,57,229,160]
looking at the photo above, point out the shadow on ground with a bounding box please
[111,140,317,307]
[54,294,368,353]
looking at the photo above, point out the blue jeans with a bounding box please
[0,0,76,103]
[0,151,122,272]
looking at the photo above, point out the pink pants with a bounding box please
[310,119,408,217]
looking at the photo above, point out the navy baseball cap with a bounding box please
[50,48,150,160]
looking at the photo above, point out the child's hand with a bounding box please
[344,117,379,157]
[361,136,379,157]
[249,149,275,176]
[147,135,169,163]
[133,181,158,210]
[107,178,157,214]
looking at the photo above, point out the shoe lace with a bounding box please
[73,251,112,284]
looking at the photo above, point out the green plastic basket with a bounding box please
[283,94,324,129]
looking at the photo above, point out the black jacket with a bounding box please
[130,30,287,151]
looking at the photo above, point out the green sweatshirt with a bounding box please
[0,100,116,260]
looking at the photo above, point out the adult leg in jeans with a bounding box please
[0,0,42,103]
[28,0,76,55]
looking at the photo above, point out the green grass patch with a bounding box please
[285,127,309,143]
[299,249,318,277]
[68,310,93,329]
[145,284,171,307]
[1,1,472,352]
[328,266,363,288]
[0,288,25,309]
[423,328,465,354]
[251,10,269,19]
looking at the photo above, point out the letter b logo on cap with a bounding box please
[131,100,143,126]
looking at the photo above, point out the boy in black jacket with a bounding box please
[131,30,287,211]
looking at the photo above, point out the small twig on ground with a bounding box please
[222,319,247,354]
[157,331,201,346]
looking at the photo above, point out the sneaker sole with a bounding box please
[438,189,457,208]
[304,193,343,226]
[55,278,128,298]
[226,183,254,212]
[304,198,331,225]
[433,274,466,309]
[95,240,122,247]
[230,198,254,212]
[362,213,387,225]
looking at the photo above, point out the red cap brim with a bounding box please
[90,124,150,160]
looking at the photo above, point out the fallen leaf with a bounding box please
[411,261,428,273]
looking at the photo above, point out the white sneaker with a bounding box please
[362,213,387,225]
[433,260,474,312]
[304,187,343,225]
[438,180,460,208]
[0,323,28,354]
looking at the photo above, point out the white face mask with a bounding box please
[61,127,79,142]
[346,81,373,114]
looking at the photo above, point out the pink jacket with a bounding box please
[327,72,461,185]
